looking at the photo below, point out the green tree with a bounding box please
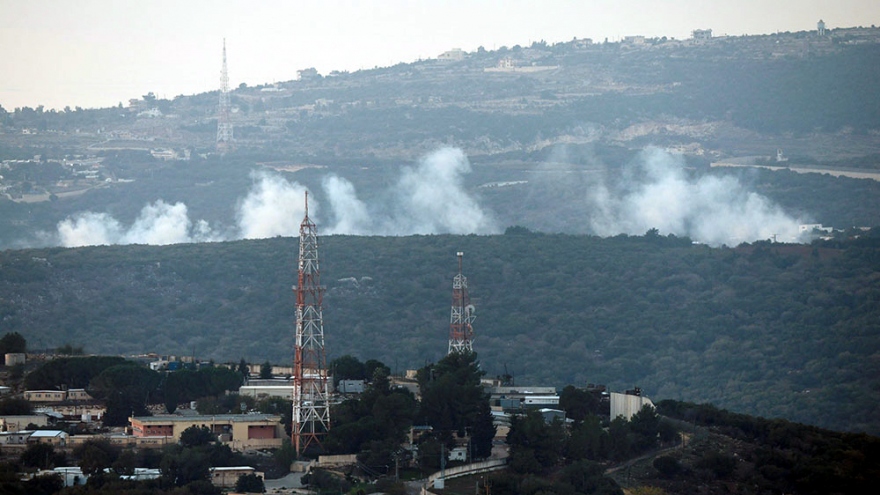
[180,425,216,448]
[329,355,366,386]
[0,398,33,415]
[565,414,609,461]
[559,385,601,423]
[507,410,565,474]
[73,439,120,475]
[418,351,487,435]
[160,446,211,487]
[237,358,249,379]
[88,363,162,426]
[260,361,272,379]
[20,443,65,470]
[0,332,26,355]
[629,404,661,452]
[24,474,64,495]
[236,473,265,493]
[25,356,128,390]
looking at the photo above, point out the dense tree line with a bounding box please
[2,232,879,434]
[20,357,244,426]
[654,400,880,495]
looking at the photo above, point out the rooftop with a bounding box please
[131,414,281,423]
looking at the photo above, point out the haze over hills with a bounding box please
[2,27,880,249]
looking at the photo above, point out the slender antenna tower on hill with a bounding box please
[216,38,234,151]
[448,251,476,354]
[292,192,330,454]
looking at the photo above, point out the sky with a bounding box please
[1,0,878,111]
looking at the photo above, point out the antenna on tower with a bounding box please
[448,251,476,354]
[292,192,330,455]
[216,38,234,152]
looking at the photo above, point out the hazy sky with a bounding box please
[1,0,877,110]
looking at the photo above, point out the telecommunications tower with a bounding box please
[447,252,476,354]
[216,39,234,151]
[292,192,331,454]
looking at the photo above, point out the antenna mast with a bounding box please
[292,192,330,454]
[448,251,476,354]
[216,38,234,151]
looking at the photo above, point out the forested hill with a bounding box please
[1,231,879,434]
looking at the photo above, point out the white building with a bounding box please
[609,392,654,421]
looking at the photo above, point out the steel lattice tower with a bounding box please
[216,39,234,151]
[448,252,476,354]
[292,192,330,455]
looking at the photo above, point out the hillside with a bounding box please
[1,232,878,435]
[2,28,880,250]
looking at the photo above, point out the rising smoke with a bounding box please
[42,146,803,248]
[47,147,499,247]
[584,147,803,245]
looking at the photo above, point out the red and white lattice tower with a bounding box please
[216,39,234,151]
[448,252,476,354]
[292,192,330,454]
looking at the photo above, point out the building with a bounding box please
[622,35,646,45]
[438,48,466,61]
[0,430,34,445]
[210,466,263,488]
[66,389,93,401]
[818,19,826,36]
[129,414,284,450]
[0,414,50,432]
[297,67,320,81]
[338,379,365,394]
[24,390,67,402]
[692,29,713,41]
[486,385,559,412]
[238,384,295,400]
[28,430,69,446]
[4,353,25,366]
[609,390,655,421]
[36,404,105,422]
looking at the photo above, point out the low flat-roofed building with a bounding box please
[130,414,284,450]
[0,414,50,432]
[210,466,263,488]
[28,430,68,446]
[24,390,67,402]
[0,430,34,445]
[238,385,295,399]
[66,389,93,401]
[36,404,105,422]
[338,379,365,394]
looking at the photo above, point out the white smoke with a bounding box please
[58,212,123,247]
[46,147,497,247]
[57,201,210,247]
[321,175,372,235]
[322,147,499,235]
[586,148,803,245]
[235,170,308,239]
[392,147,497,235]
[45,146,794,248]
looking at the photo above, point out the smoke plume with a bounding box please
[45,147,498,247]
[586,148,803,245]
